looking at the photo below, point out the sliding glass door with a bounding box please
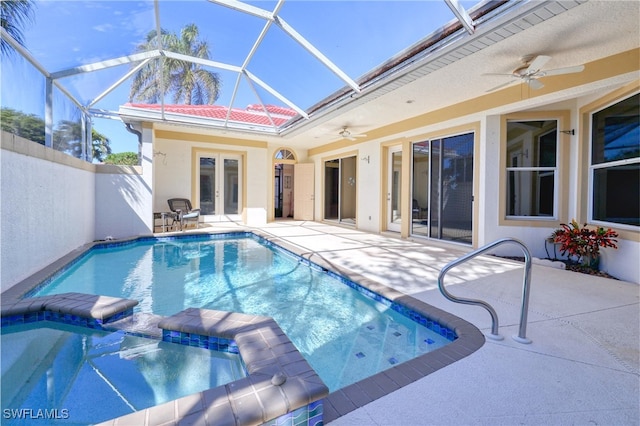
[324,156,357,224]
[412,133,474,244]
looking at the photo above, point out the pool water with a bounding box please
[1,321,245,425]
[31,235,452,391]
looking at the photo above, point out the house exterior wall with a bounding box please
[305,82,640,284]
[153,130,269,226]
[0,132,95,292]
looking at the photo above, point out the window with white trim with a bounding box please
[506,120,558,218]
[590,93,639,227]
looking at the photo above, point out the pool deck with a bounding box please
[2,220,638,425]
[197,220,639,425]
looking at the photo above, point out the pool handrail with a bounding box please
[437,237,533,344]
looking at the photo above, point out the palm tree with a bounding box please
[129,24,221,105]
[0,0,35,56]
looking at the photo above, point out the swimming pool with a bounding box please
[28,233,454,392]
[1,320,245,425]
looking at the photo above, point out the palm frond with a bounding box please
[130,24,221,105]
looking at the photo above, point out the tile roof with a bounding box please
[124,103,297,126]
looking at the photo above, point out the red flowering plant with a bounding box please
[551,219,619,269]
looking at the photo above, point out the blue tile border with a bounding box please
[22,232,255,298]
[256,234,458,341]
[264,399,324,426]
[5,230,485,424]
[161,330,239,354]
[2,301,329,426]
[1,308,134,329]
[21,231,458,342]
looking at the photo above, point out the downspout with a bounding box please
[124,122,143,166]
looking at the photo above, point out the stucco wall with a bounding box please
[1,131,153,292]
[1,133,95,292]
[94,164,151,240]
[153,134,268,226]
[306,106,639,284]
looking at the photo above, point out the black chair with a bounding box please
[167,198,200,230]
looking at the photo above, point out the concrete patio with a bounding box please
[193,220,639,425]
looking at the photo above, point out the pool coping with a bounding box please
[2,295,328,425]
[1,230,485,423]
[248,229,486,420]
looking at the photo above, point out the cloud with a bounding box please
[93,24,115,33]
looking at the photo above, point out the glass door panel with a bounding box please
[324,159,339,220]
[412,142,429,237]
[223,159,239,214]
[324,156,356,224]
[388,148,402,232]
[340,156,357,224]
[412,133,474,244]
[440,133,474,243]
[429,139,442,239]
[199,157,216,215]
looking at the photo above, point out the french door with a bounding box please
[197,153,242,221]
[387,146,402,232]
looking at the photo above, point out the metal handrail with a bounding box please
[437,238,533,344]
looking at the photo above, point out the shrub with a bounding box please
[551,219,618,268]
[104,152,139,165]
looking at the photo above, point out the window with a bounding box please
[275,149,296,161]
[590,93,639,227]
[505,120,558,218]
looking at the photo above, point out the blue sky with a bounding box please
[1,0,476,154]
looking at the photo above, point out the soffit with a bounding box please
[284,0,639,149]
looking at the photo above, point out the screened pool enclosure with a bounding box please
[1,0,500,161]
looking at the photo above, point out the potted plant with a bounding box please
[551,219,619,269]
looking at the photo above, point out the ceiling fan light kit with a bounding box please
[485,54,585,92]
[338,126,367,141]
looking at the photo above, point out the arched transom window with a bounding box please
[275,149,296,161]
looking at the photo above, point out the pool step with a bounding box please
[104,312,164,339]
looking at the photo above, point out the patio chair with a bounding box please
[413,199,428,222]
[413,199,422,219]
[167,198,200,231]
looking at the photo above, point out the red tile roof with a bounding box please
[124,103,297,126]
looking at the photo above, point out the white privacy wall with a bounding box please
[94,165,152,240]
[95,125,153,240]
[1,135,96,292]
[1,132,153,292]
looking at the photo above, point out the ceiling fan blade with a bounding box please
[526,55,551,73]
[482,73,516,77]
[527,78,545,90]
[543,64,585,76]
[486,80,515,92]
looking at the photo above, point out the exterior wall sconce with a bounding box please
[361,155,370,163]
[560,129,575,135]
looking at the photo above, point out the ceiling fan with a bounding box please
[337,126,367,141]
[485,54,585,92]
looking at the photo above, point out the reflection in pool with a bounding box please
[1,321,245,425]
